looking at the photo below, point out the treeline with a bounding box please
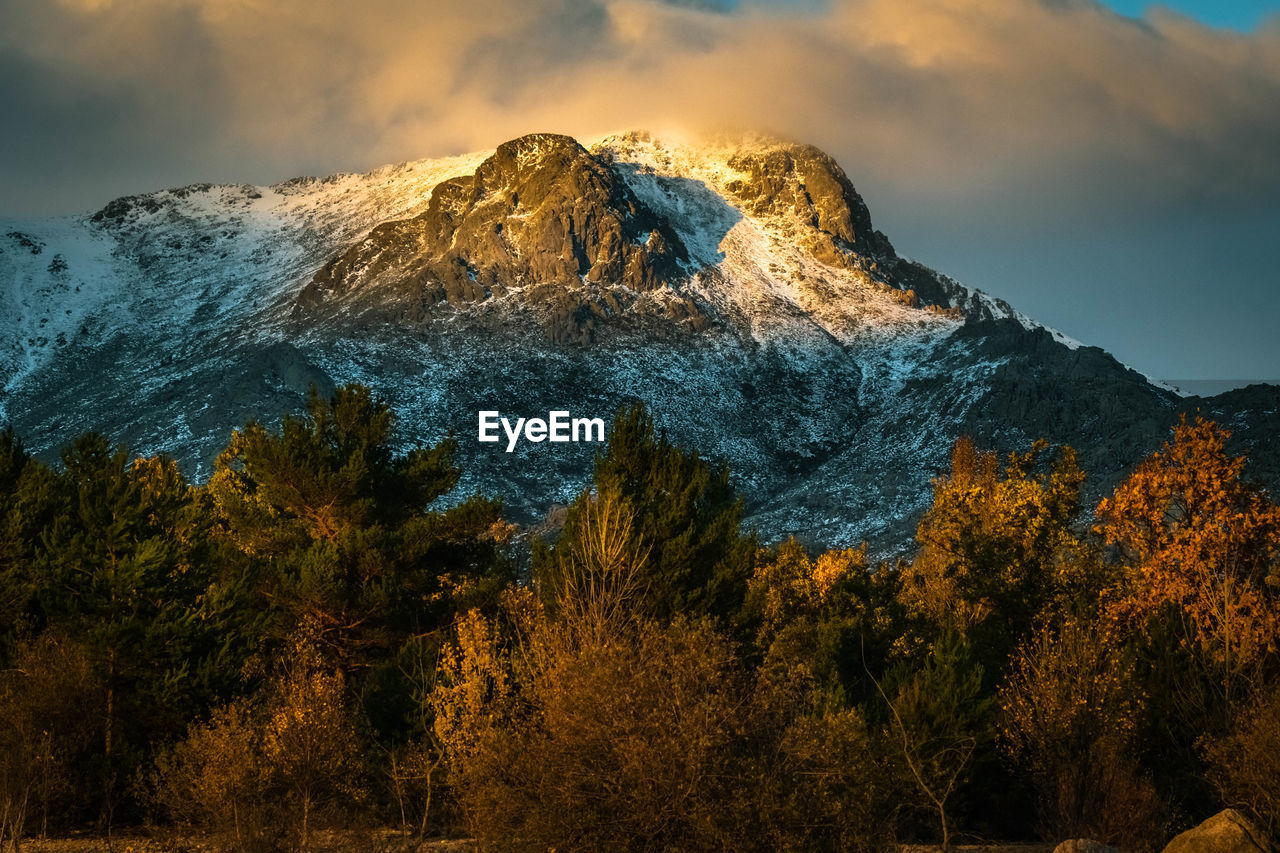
[1,384,1279,852]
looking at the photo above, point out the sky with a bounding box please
[2,0,1279,381]
[1102,0,1276,31]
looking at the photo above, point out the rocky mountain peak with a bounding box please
[296,131,951,344]
[297,132,690,341]
[3,129,1277,553]
[720,142,896,274]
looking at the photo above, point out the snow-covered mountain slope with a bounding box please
[3,132,1276,552]
[2,152,488,463]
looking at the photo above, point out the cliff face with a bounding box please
[723,144,894,266]
[2,131,1275,553]
[299,134,692,344]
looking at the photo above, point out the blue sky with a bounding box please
[1101,0,1278,30]
[746,0,1280,30]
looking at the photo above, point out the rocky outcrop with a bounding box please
[723,143,895,270]
[299,133,692,343]
[1162,810,1269,853]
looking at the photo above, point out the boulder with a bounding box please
[1162,810,1269,853]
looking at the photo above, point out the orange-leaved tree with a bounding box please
[1097,415,1280,727]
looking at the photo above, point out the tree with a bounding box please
[0,428,54,650]
[210,385,509,655]
[209,383,513,749]
[896,437,1086,679]
[549,485,651,638]
[259,638,366,849]
[877,629,992,853]
[152,703,262,851]
[534,403,755,627]
[25,435,248,829]
[433,602,749,851]
[737,665,901,853]
[1098,415,1280,728]
[747,537,875,697]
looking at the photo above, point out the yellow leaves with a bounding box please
[1098,416,1280,676]
[748,537,867,638]
[999,618,1143,764]
[900,436,1084,639]
[431,608,517,767]
[130,454,186,500]
[812,546,864,600]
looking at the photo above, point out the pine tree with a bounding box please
[534,403,756,626]
[208,383,513,739]
[22,434,247,827]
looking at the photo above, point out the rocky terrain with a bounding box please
[3,131,1277,551]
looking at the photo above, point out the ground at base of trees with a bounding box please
[23,837,1057,853]
[21,831,474,853]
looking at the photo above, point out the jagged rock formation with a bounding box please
[2,131,1277,552]
[299,134,694,344]
[722,143,893,266]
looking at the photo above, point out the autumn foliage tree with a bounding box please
[437,493,896,852]
[1206,681,1280,840]
[1098,416,1280,729]
[897,437,1087,680]
[747,537,878,698]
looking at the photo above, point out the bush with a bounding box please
[433,490,898,851]
[1207,682,1280,841]
[153,637,366,852]
[0,633,101,845]
[152,702,268,850]
[999,618,1163,850]
[741,668,900,852]
[433,602,743,851]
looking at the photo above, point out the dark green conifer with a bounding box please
[535,403,755,626]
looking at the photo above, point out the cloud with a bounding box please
[3,0,1279,221]
[3,0,1279,378]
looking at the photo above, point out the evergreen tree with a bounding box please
[21,433,253,826]
[208,383,513,738]
[882,628,993,852]
[534,403,756,626]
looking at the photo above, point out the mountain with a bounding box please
[3,131,1277,551]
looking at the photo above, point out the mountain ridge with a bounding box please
[2,130,1277,552]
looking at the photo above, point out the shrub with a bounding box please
[1206,682,1280,841]
[153,637,366,851]
[999,618,1163,850]
[0,634,101,845]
